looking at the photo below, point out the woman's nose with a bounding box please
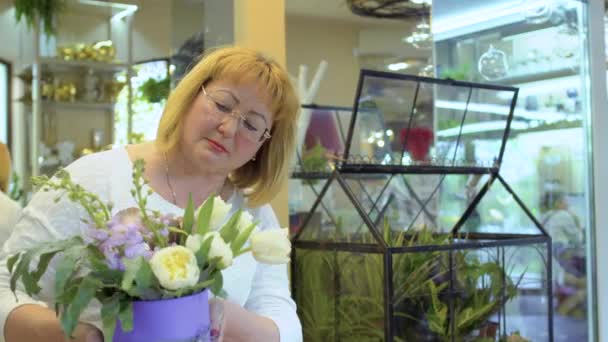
[217,113,239,138]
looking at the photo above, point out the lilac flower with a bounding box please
[87,208,159,270]
[124,243,153,260]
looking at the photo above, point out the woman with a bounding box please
[0,47,301,342]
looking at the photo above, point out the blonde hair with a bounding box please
[0,143,11,193]
[156,46,299,207]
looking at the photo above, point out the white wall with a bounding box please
[286,15,360,107]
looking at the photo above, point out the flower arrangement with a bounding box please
[7,159,291,341]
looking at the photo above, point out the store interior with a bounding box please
[0,0,603,341]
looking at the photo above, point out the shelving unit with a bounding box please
[22,0,137,180]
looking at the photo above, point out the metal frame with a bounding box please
[291,73,552,341]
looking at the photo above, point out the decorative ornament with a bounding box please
[346,0,430,19]
[478,45,509,81]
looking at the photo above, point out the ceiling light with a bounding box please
[388,62,410,71]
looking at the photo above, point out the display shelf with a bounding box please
[25,100,116,111]
[22,58,128,75]
[495,65,578,85]
[23,0,136,182]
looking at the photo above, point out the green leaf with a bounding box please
[182,193,195,234]
[195,196,214,236]
[118,300,134,332]
[219,210,242,243]
[197,234,215,267]
[121,257,160,300]
[86,246,122,284]
[10,252,32,295]
[31,251,61,285]
[7,254,20,274]
[55,246,85,301]
[210,270,223,295]
[56,277,83,304]
[231,222,258,255]
[100,294,121,342]
[60,277,99,338]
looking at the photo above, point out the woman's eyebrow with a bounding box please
[215,89,240,104]
[247,111,269,124]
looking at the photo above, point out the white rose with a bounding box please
[238,211,255,233]
[205,232,233,269]
[251,228,291,264]
[149,246,200,290]
[196,196,232,231]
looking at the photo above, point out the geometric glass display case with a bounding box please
[291,70,553,341]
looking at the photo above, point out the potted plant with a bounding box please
[14,0,66,36]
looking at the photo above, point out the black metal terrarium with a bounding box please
[290,70,553,342]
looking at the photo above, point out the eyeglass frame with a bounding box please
[201,85,272,143]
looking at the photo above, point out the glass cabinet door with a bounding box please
[433,1,593,341]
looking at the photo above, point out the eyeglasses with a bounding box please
[201,86,271,143]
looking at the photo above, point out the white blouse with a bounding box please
[0,148,302,342]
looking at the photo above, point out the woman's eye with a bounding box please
[214,101,232,113]
[243,119,258,132]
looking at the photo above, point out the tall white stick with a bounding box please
[295,60,328,162]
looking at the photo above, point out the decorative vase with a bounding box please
[113,289,211,342]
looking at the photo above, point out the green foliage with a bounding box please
[8,172,24,201]
[441,64,471,81]
[14,0,66,36]
[301,141,329,173]
[139,77,170,103]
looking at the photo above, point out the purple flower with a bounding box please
[104,249,124,271]
[87,228,109,242]
[124,242,153,260]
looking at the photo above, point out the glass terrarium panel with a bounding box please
[445,88,514,168]
[368,174,444,237]
[296,249,387,341]
[458,178,544,235]
[294,249,337,342]
[288,178,331,238]
[392,249,446,340]
[297,106,352,171]
[436,174,490,233]
[336,251,385,341]
[343,173,393,223]
[500,243,551,342]
[350,75,418,165]
[297,177,381,244]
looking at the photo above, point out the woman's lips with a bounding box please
[206,138,228,153]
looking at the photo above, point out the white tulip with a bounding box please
[238,211,255,233]
[149,246,199,290]
[251,228,291,264]
[205,232,233,269]
[196,196,232,231]
[185,234,204,253]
